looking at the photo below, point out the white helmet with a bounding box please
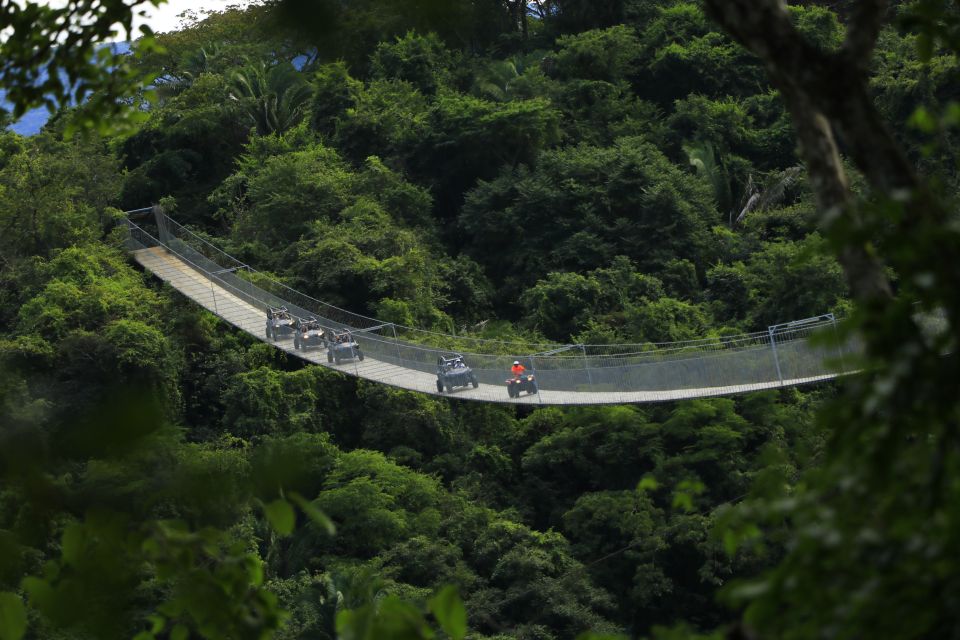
[513,361,520,365]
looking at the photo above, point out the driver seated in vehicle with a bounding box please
[511,360,525,377]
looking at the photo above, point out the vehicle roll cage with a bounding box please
[437,354,467,369]
[267,306,293,321]
[296,316,323,332]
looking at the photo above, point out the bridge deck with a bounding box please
[133,246,833,405]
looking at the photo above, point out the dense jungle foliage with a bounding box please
[1,0,959,638]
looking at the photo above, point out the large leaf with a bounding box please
[427,586,466,640]
[263,499,295,536]
[0,592,26,640]
[289,492,336,536]
[60,523,85,568]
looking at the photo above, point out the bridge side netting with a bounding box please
[125,215,849,394]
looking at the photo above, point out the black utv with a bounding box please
[327,330,363,364]
[265,306,296,341]
[293,317,327,351]
[436,355,479,393]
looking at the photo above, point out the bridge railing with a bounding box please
[124,212,852,395]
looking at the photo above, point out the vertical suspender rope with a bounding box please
[210,280,219,315]
[829,313,847,374]
[391,323,403,367]
[529,354,543,404]
[769,325,784,384]
[580,344,593,387]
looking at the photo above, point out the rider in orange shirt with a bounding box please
[511,360,526,377]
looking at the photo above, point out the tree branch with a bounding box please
[704,0,894,303]
[842,0,889,71]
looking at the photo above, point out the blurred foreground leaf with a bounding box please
[0,593,26,640]
[427,586,466,640]
[289,491,336,535]
[264,499,296,536]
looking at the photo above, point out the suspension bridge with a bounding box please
[124,208,850,405]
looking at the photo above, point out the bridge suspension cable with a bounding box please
[123,208,849,405]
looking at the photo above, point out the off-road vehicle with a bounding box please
[436,354,479,393]
[265,306,296,341]
[506,373,538,398]
[327,330,364,364]
[293,317,327,351]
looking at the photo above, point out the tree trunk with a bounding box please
[704,0,896,303]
